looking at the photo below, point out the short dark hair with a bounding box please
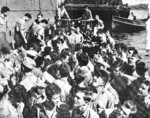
[8,84,27,103]
[41,19,48,24]
[37,13,43,17]
[43,46,51,56]
[1,47,10,55]
[60,48,70,59]
[25,13,32,19]
[51,51,59,63]
[59,63,70,77]
[35,56,44,68]
[60,3,65,7]
[1,6,10,13]
[136,60,148,76]
[45,83,61,101]
[77,52,89,66]
[84,5,88,9]
[75,44,83,52]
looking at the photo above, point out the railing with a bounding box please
[57,19,95,30]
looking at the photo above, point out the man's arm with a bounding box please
[19,21,27,44]
[99,20,104,29]
[0,17,5,25]
[64,9,70,19]
[89,10,93,20]
[37,29,45,46]
[57,8,61,20]
[20,29,27,44]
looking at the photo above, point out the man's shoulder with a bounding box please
[17,18,25,25]
[84,108,99,118]
[87,9,92,13]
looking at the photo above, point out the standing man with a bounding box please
[79,5,93,20]
[14,13,32,49]
[93,15,104,36]
[0,6,10,50]
[56,4,70,28]
[78,6,93,30]
[29,19,48,52]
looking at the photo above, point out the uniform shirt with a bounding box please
[91,85,118,114]
[0,14,7,32]
[20,72,38,91]
[54,77,71,102]
[76,32,84,43]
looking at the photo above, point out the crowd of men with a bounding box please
[0,4,150,118]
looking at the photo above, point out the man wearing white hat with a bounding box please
[20,57,38,91]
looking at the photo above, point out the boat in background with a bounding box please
[65,0,130,29]
[112,15,147,32]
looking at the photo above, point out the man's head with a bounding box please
[76,27,80,33]
[138,80,150,97]
[127,47,138,58]
[60,4,65,9]
[118,100,137,118]
[45,83,61,105]
[77,52,89,66]
[59,63,70,78]
[37,13,43,23]
[97,29,104,38]
[84,5,88,11]
[92,66,110,88]
[1,6,10,16]
[74,88,92,109]
[135,60,148,76]
[24,13,32,21]
[60,48,70,63]
[95,14,99,20]
[40,19,48,28]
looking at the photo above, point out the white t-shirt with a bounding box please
[0,14,6,32]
